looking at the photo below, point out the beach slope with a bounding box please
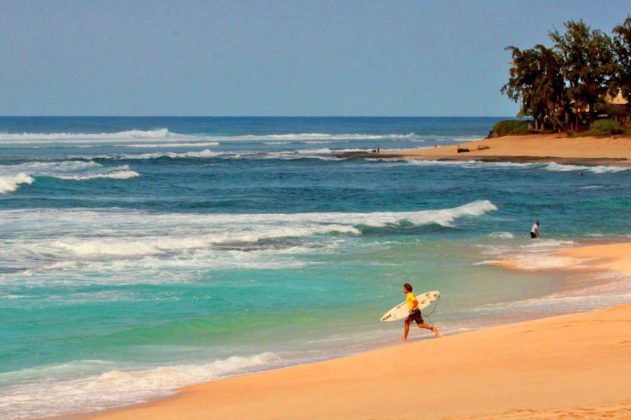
[340,134,631,166]
[91,242,631,420]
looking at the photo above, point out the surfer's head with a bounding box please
[403,283,413,293]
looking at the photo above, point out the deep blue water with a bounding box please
[1,117,630,418]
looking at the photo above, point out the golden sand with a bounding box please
[341,134,631,166]
[89,242,631,419]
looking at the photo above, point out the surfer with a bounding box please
[530,220,540,239]
[403,283,441,341]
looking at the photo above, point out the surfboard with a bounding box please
[380,290,440,322]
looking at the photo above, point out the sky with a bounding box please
[0,0,628,116]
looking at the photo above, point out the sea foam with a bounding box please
[53,169,139,180]
[0,173,34,194]
[544,162,629,174]
[0,161,139,191]
[1,201,498,275]
[0,128,170,143]
[0,353,280,419]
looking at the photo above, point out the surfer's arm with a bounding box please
[410,299,419,312]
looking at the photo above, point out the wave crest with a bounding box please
[53,169,140,180]
[544,163,629,174]
[0,161,140,190]
[4,201,498,266]
[0,173,34,194]
[0,128,170,143]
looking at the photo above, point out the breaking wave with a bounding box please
[0,173,34,194]
[109,149,223,160]
[0,128,171,143]
[0,160,139,192]
[0,130,466,146]
[53,169,139,180]
[1,201,498,269]
[124,141,220,148]
[0,353,281,419]
[544,162,629,174]
[102,148,337,161]
[401,159,629,174]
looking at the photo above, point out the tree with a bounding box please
[531,44,568,131]
[502,45,566,131]
[612,16,631,104]
[549,20,615,125]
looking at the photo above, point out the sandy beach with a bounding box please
[90,241,631,420]
[339,134,631,166]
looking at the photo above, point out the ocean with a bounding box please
[1,117,630,418]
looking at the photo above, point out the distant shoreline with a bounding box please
[338,133,631,167]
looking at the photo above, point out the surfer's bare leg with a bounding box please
[419,323,441,337]
[403,321,411,342]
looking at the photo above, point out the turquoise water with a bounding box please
[1,117,631,417]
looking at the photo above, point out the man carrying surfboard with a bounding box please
[403,283,441,341]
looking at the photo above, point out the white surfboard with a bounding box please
[380,290,440,322]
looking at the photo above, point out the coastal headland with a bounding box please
[90,242,631,420]
[337,134,631,167]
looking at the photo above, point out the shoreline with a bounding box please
[337,134,631,167]
[86,241,631,420]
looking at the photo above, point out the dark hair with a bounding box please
[403,283,413,292]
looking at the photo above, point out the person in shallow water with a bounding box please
[531,220,540,239]
[403,283,441,341]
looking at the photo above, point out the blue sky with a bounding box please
[0,0,628,116]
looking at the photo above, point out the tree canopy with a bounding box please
[502,18,630,132]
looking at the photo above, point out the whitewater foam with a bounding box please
[4,160,103,172]
[2,200,497,233]
[403,159,538,169]
[47,225,358,258]
[0,173,34,194]
[401,160,631,174]
[488,232,514,239]
[211,132,419,142]
[544,162,629,174]
[0,128,171,143]
[0,130,421,146]
[0,160,140,187]
[477,239,581,271]
[0,353,280,419]
[124,141,221,148]
[101,148,340,161]
[1,201,497,273]
[54,169,140,180]
[111,149,223,159]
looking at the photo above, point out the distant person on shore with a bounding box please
[402,283,441,342]
[377,144,380,153]
[530,220,540,239]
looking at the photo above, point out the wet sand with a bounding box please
[88,242,631,419]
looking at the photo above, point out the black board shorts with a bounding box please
[405,309,424,325]
[530,232,537,238]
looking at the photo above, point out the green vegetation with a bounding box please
[489,120,530,137]
[587,119,625,136]
[502,17,631,134]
